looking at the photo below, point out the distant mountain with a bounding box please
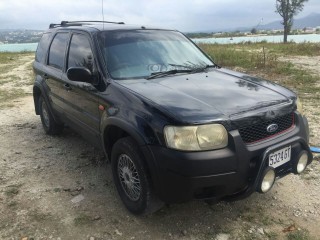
[188,13,320,34]
[259,13,320,30]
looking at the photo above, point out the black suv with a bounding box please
[33,21,313,215]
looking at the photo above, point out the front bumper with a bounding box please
[143,113,313,204]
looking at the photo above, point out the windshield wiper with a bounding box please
[146,64,217,80]
[146,69,193,80]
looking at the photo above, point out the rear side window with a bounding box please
[68,34,94,73]
[48,33,69,70]
[35,33,51,63]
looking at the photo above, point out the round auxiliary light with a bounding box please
[258,168,276,193]
[295,151,308,174]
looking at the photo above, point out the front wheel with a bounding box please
[111,137,163,215]
[39,96,63,135]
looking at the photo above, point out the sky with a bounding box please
[0,0,319,32]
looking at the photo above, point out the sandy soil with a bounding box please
[0,55,319,240]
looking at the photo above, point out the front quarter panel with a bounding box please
[99,82,171,147]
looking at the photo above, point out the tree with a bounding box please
[251,28,258,34]
[275,0,308,43]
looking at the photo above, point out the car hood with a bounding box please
[116,69,292,124]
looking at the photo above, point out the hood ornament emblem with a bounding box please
[267,124,278,133]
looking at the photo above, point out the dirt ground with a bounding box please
[0,54,319,240]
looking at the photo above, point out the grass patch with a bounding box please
[287,229,311,240]
[29,209,51,221]
[266,231,278,239]
[74,213,92,226]
[273,64,318,93]
[0,52,17,64]
[265,42,320,56]
[7,201,18,208]
[5,187,19,196]
[200,43,277,69]
[0,52,34,78]
[53,187,61,192]
[0,79,12,85]
[239,205,273,226]
[1,74,20,83]
[25,62,35,85]
[200,42,320,58]
[4,184,22,197]
[0,88,27,102]
[0,52,34,64]
[0,65,17,75]
[0,52,34,108]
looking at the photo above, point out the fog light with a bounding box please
[295,151,308,174]
[258,168,276,193]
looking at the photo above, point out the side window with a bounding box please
[35,33,51,63]
[48,33,69,70]
[68,34,94,73]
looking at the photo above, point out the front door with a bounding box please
[62,33,101,147]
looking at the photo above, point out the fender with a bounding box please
[33,78,61,124]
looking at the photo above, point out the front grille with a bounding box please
[238,113,294,144]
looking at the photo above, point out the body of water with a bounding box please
[0,34,319,52]
[192,34,320,44]
[0,42,38,52]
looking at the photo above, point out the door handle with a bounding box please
[64,83,72,91]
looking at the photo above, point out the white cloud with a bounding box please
[0,0,319,31]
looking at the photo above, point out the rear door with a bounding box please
[44,32,70,115]
[61,32,101,147]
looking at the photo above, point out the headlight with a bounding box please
[164,124,228,151]
[296,97,303,115]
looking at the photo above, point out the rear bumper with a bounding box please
[143,113,312,203]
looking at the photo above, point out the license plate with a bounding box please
[269,146,291,168]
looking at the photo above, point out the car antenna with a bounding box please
[101,0,105,30]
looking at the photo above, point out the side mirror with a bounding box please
[67,67,92,83]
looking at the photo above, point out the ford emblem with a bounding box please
[267,124,278,133]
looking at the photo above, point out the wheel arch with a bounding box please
[102,118,146,160]
[102,117,162,199]
[33,83,62,125]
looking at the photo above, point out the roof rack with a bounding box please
[49,20,125,29]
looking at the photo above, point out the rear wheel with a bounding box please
[111,137,163,215]
[39,96,63,135]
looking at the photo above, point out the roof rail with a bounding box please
[49,20,125,29]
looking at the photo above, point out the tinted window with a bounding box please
[35,33,51,62]
[48,33,69,70]
[68,34,94,73]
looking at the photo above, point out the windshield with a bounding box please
[98,30,213,79]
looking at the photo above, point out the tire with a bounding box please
[39,96,63,135]
[111,137,163,215]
